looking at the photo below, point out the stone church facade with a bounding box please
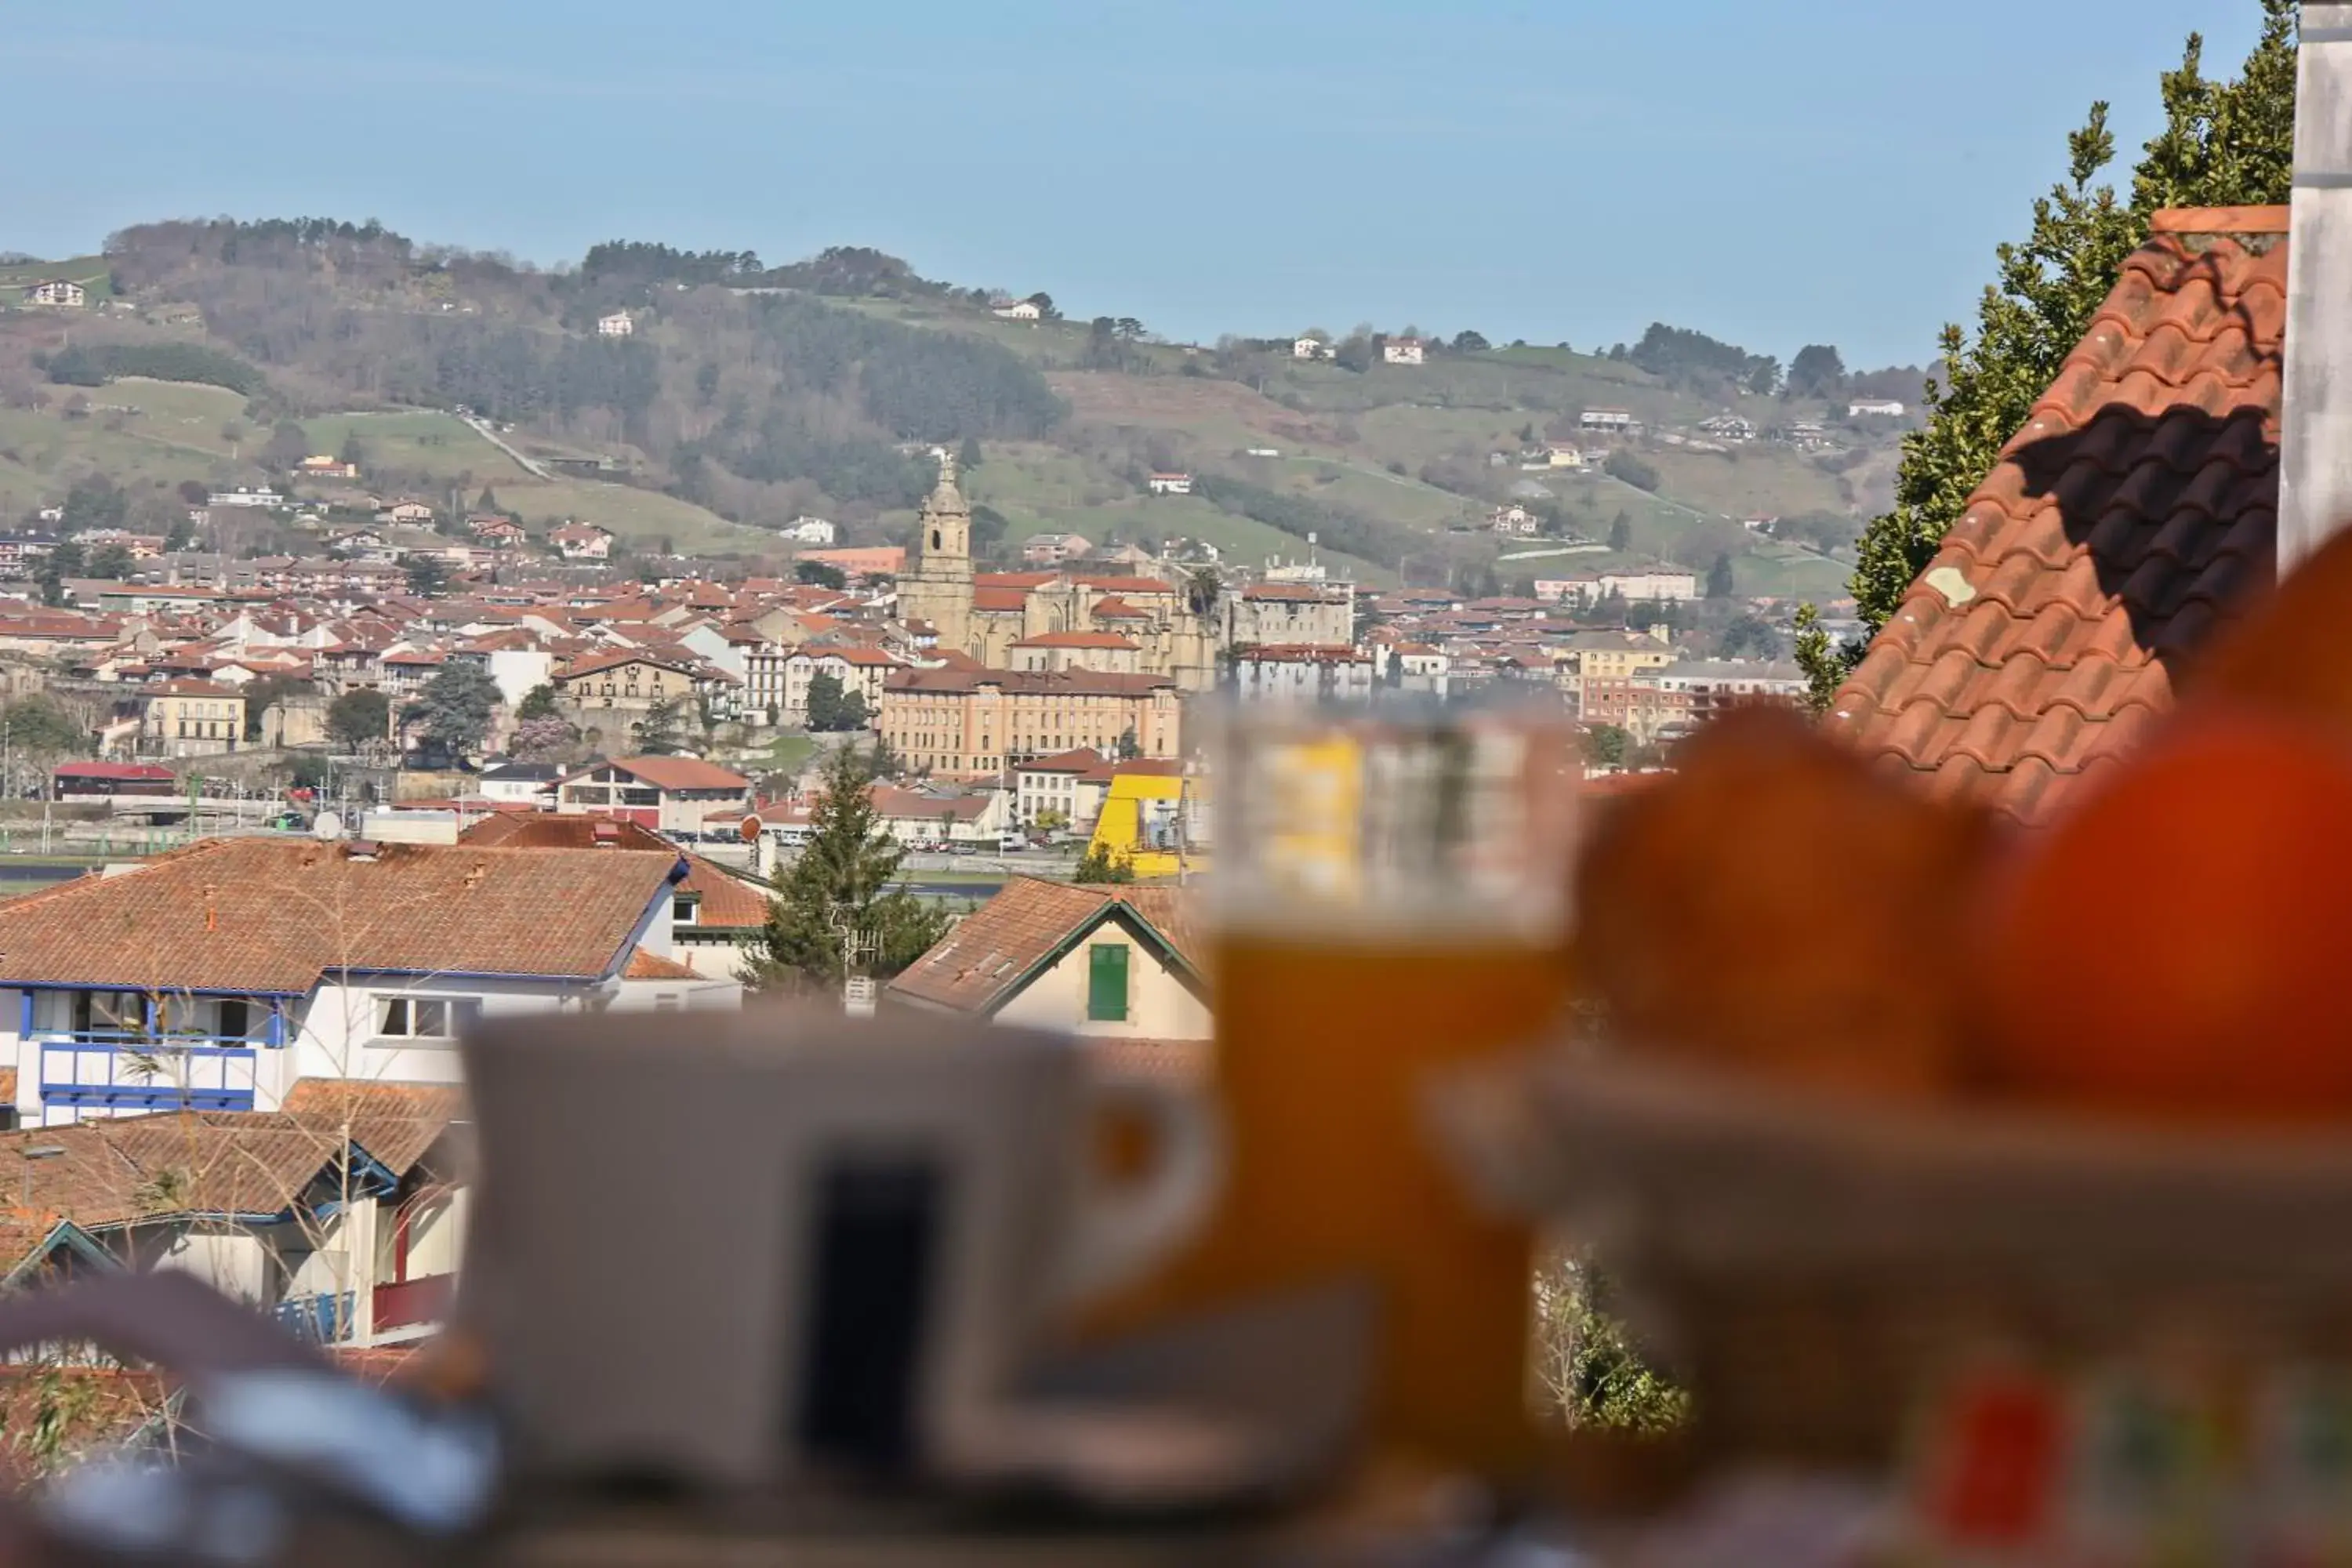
[898,456,1221,691]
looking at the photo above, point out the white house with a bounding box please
[477,760,564,807]
[549,523,614,561]
[1599,570,1700,602]
[209,485,285,510]
[24,280,86,309]
[1147,473,1194,496]
[1489,505,1541,537]
[779,516,837,546]
[0,837,735,1129]
[597,311,635,337]
[1848,397,1907,418]
[1579,408,1635,433]
[887,877,1210,1047]
[1229,644,1377,703]
[993,299,1043,321]
[554,756,753,836]
[1382,337,1428,366]
[1292,337,1333,361]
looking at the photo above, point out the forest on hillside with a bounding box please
[94,218,1069,528]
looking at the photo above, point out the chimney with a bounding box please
[2279,3,2352,571]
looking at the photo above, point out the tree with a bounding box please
[325,688,391,750]
[0,695,86,763]
[474,485,499,516]
[1793,603,1842,714]
[1185,567,1221,619]
[1531,1249,1689,1435]
[405,663,501,764]
[956,435,983,474]
[337,430,365,469]
[1705,551,1735,599]
[1073,844,1134,884]
[1786,343,1847,400]
[746,745,950,996]
[1116,727,1141,761]
[1023,292,1060,321]
[85,543,134,581]
[1451,329,1492,354]
[508,715,575,764]
[240,676,313,742]
[1603,449,1660,492]
[631,695,687,755]
[1606,512,1633,554]
[1583,723,1629,768]
[262,420,310,472]
[404,556,450,597]
[163,514,194,553]
[804,671,869,733]
[516,683,561,721]
[1113,318,1146,342]
[796,560,848,590]
[1840,4,2294,670]
[36,539,82,607]
[1719,613,1783,660]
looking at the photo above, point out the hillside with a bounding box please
[0,221,1914,597]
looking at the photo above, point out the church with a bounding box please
[896,454,1221,690]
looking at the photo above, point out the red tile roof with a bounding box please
[1828,208,2285,825]
[623,948,704,980]
[576,756,750,793]
[0,838,680,992]
[458,814,765,928]
[1012,630,1140,649]
[887,877,1202,1015]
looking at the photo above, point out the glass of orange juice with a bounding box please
[1111,690,1583,1479]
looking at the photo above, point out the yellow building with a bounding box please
[1085,765,1192,879]
[140,679,247,759]
[880,667,1181,781]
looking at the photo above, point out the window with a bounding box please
[376,996,482,1041]
[1087,944,1130,1023]
[673,896,698,925]
[621,787,659,807]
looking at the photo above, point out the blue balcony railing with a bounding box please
[36,1032,260,1112]
[271,1291,354,1345]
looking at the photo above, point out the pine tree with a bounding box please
[631,695,686,755]
[1824,1,2297,704]
[746,746,950,996]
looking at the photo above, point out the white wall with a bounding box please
[991,922,1210,1041]
[486,648,555,709]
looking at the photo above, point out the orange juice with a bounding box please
[1100,926,1570,1475]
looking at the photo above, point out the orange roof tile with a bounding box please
[1828,209,2284,826]
[887,877,1201,1015]
[623,948,704,980]
[0,838,680,992]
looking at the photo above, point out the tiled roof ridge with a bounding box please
[2147,205,2289,234]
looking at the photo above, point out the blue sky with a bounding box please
[0,1,2267,368]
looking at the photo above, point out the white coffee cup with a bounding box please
[456,1007,1221,1490]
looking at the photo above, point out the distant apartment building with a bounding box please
[140,679,245,758]
[1578,408,1635,433]
[1229,644,1377,703]
[597,311,635,337]
[1222,581,1355,648]
[742,644,906,724]
[880,667,1181,779]
[1022,532,1094,565]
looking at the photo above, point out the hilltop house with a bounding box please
[779,517,837,546]
[23,280,85,309]
[1846,397,1907,418]
[992,299,1043,321]
[0,836,729,1127]
[1382,337,1428,366]
[1147,473,1194,495]
[597,311,634,337]
[1578,408,1635,434]
[1293,337,1334,361]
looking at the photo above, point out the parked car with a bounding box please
[998,833,1026,853]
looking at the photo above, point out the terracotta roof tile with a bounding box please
[0,838,678,992]
[1830,212,2285,826]
[624,948,703,980]
[886,877,1200,1016]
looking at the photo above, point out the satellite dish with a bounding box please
[314,811,344,840]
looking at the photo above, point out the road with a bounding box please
[459,416,555,480]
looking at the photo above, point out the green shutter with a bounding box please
[1087,943,1130,1022]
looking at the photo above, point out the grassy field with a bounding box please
[0,255,114,304]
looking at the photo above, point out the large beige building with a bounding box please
[140,679,246,758]
[896,455,1221,690]
[880,667,1181,780]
